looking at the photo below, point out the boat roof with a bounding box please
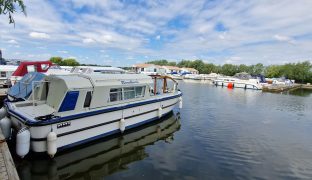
[0,65,18,71]
[46,73,152,89]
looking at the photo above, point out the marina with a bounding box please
[0,64,310,179]
[1,1,312,179]
[2,81,311,179]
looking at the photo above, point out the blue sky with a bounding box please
[1,0,312,66]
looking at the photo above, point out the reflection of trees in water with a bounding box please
[288,89,312,97]
[16,112,181,180]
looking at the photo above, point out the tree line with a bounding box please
[147,60,312,83]
[50,57,80,66]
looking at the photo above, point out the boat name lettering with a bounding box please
[57,121,71,129]
[121,80,139,84]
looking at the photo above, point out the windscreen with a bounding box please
[8,72,46,100]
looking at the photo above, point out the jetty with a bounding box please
[0,129,19,180]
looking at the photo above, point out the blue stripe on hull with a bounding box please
[6,92,182,126]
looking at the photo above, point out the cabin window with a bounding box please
[123,87,135,100]
[27,65,36,72]
[135,86,145,97]
[84,91,92,108]
[59,91,79,112]
[0,72,6,77]
[110,88,122,102]
[41,64,49,70]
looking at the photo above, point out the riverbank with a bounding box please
[0,128,19,180]
[262,83,312,93]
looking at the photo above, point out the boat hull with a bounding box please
[8,94,180,153]
[213,80,262,90]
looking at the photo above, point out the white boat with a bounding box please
[184,74,202,80]
[69,66,125,74]
[169,74,183,80]
[10,61,71,85]
[201,73,221,80]
[213,77,262,90]
[0,73,182,158]
[0,65,18,87]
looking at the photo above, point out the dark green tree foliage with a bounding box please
[146,59,312,83]
[146,60,169,66]
[49,57,80,66]
[63,58,79,66]
[50,56,62,65]
[0,0,26,24]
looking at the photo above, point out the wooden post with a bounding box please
[154,77,157,95]
[163,77,167,93]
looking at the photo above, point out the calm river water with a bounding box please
[11,81,312,180]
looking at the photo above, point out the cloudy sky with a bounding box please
[1,0,312,66]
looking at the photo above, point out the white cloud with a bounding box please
[57,50,68,54]
[273,34,295,44]
[8,39,18,44]
[82,38,96,44]
[29,32,50,39]
[1,0,312,65]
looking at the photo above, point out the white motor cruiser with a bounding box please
[213,77,262,90]
[0,73,182,158]
[213,72,263,90]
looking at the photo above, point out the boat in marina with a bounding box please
[69,66,125,74]
[15,112,180,179]
[213,77,263,90]
[10,61,70,85]
[0,65,18,87]
[184,74,202,80]
[0,73,182,158]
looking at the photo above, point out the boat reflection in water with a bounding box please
[16,112,181,180]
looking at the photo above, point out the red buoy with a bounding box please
[227,83,233,89]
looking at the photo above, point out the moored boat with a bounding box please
[0,65,18,87]
[0,73,182,158]
[213,77,262,90]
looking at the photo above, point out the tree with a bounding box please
[251,63,264,75]
[238,64,249,73]
[62,58,79,66]
[265,65,282,78]
[0,0,26,24]
[50,57,63,65]
[221,64,238,76]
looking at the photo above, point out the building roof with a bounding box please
[162,66,181,70]
[181,67,199,72]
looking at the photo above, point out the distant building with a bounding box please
[180,67,199,74]
[132,64,165,75]
[162,66,182,74]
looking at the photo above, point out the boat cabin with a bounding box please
[10,73,178,117]
[0,65,18,87]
